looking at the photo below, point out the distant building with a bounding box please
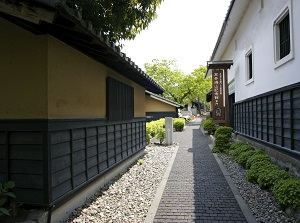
[145,91,182,121]
[206,0,300,177]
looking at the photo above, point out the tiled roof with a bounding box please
[0,0,164,94]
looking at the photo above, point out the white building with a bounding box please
[207,0,300,176]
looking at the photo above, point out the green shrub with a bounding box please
[0,181,16,216]
[202,119,217,134]
[146,122,156,138]
[235,149,256,167]
[273,178,300,209]
[257,168,291,190]
[231,144,255,159]
[245,153,271,169]
[229,141,249,151]
[213,134,231,153]
[206,115,212,120]
[146,119,166,143]
[173,118,185,131]
[246,160,274,183]
[214,126,233,139]
[156,126,166,144]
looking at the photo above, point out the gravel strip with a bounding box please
[63,144,177,223]
[218,153,295,223]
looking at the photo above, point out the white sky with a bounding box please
[121,0,232,74]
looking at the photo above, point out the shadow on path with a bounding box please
[153,122,247,222]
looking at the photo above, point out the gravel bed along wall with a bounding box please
[218,153,296,223]
[62,144,177,223]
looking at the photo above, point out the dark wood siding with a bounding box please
[0,118,146,206]
[234,83,300,155]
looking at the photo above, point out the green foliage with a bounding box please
[257,168,291,190]
[229,141,249,151]
[235,150,256,168]
[145,60,211,105]
[231,144,255,159]
[0,181,16,216]
[156,126,166,144]
[202,119,217,134]
[213,134,231,153]
[273,178,300,209]
[173,118,185,131]
[246,161,274,183]
[245,153,271,169]
[66,0,163,45]
[137,159,144,165]
[146,119,165,144]
[214,126,233,139]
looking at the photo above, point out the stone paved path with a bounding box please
[153,120,247,223]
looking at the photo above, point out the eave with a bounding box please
[145,91,183,108]
[205,0,251,78]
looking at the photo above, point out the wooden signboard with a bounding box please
[212,69,225,122]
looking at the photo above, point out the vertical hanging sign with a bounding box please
[212,69,225,121]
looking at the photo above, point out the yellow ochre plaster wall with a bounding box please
[0,18,48,119]
[47,36,145,119]
[0,18,146,119]
[145,95,176,112]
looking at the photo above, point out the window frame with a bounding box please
[273,1,294,69]
[245,47,254,85]
[106,77,134,121]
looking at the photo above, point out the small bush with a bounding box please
[214,126,233,139]
[156,126,166,144]
[257,168,290,190]
[202,119,217,134]
[213,134,231,153]
[273,178,300,209]
[229,141,249,151]
[245,153,271,169]
[173,118,185,131]
[235,149,256,168]
[246,160,274,183]
[231,144,255,159]
[0,181,16,216]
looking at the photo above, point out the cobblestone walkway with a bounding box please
[153,120,247,223]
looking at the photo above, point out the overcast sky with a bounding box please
[121,0,232,74]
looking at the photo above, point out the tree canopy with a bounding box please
[144,59,211,106]
[66,0,163,45]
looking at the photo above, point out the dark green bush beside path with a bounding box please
[206,124,300,214]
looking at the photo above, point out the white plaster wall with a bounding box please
[221,0,300,102]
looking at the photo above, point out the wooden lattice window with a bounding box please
[107,77,134,121]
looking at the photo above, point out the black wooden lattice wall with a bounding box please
[234,83,300,153]
[0,119,146,206]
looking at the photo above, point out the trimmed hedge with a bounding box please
[173,118,185,131]
[202,119,217,134]
[273,178,300,209]
[221,140,300,212]
[214,126,233,138]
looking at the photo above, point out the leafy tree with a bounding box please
[144,59,190,104]
[66,0,163,45]
[145,60,211,106]
[187,65,212,106]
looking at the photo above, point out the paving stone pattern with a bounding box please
[153,121,247,223]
